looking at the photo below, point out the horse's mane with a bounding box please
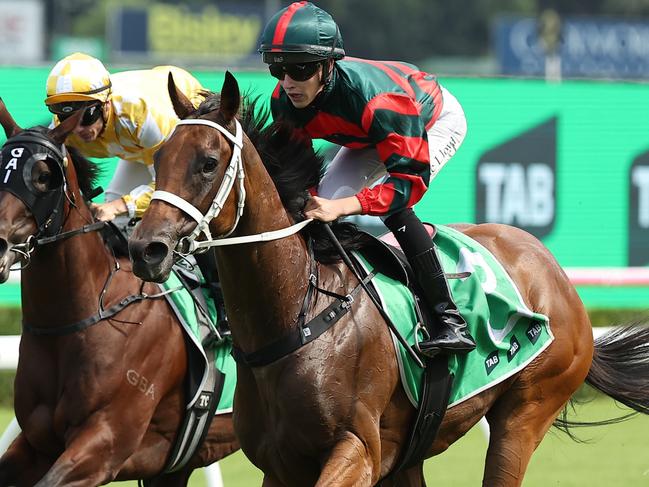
[67,146,102,198]
[195,92,372,261]
[29,126,101,198]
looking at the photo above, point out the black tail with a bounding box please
[554,323,649,438]
[586,324,649,413]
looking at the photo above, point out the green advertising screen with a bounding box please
[1,67,647,308]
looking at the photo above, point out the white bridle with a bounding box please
[151,118,246,254]
[151,118,312,254]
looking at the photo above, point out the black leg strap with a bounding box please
[393,355,453,473]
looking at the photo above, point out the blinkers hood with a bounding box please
[0,129,67,236]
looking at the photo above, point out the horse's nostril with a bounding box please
[0,238,8,260]
[143,241,170,266]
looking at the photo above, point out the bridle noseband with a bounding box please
[151,118,246,254]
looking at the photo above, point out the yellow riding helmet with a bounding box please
[45,52,112,106]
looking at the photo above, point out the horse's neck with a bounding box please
[216,157,311,351]
[21,198,111,326]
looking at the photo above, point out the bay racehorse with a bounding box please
[0,100,239,486]
[129,72,649,486]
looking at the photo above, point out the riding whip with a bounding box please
[321,222,425,368]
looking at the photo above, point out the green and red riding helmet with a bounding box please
[259,1,345,64]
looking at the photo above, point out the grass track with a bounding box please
[2,394,648,486]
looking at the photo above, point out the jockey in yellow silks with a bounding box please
[45,52,205,221]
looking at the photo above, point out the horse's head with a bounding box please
[0,99,84,282]
[130,72,244,282]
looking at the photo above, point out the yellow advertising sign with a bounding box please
[148,4,262,58]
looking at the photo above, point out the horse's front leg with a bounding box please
[34,411,149,487]
[0,432,51,486]
[316,431,379,487]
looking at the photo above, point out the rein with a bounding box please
[184,218,313,251]
[21,244,180,336]
[22,284,177,336]
[11,221,107,262]
[14,198,174,337]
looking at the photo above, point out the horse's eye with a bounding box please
[31,161,55,192]
[38,172,52,185]
[202,157,218,174]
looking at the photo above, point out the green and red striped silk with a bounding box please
[271,57,443,216]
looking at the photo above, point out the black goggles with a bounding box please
[48,102,103,127]
[268,62,322,81]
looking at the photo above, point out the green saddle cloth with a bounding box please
[159,268,236,414]
[353,224,554,408]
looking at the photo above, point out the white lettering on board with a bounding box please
[479,162,554,227]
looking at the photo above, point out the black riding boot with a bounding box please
[384,208,476,358]
[411,246,476,357]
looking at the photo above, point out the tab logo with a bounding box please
[629,153,649,265]
[526,322,543,345]
[476,117,557,239]
[507,336,521,362]
[485,350,500,375]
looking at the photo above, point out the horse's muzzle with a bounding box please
[129,237,173,283]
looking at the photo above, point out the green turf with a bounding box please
[2,396,649,486]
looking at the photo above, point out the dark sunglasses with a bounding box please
[49,102,104,127]
[268,62,322,81]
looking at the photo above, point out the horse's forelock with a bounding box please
[195,91,221,118]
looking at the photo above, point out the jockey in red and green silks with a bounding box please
[260,1,476,357]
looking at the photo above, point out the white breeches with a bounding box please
[104,159,154,202]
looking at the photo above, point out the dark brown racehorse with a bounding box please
[129,72,649,487]
[0,100,238,487]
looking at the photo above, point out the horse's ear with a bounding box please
[168,72,195,119]
[47,109,84,145]
[219,71,240,122]
[0,97,23,138]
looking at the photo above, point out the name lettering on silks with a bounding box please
[3,147,23,184]
[526,322,543,345]
[126,369,155,399]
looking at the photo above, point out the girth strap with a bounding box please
[231,272,375,368]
